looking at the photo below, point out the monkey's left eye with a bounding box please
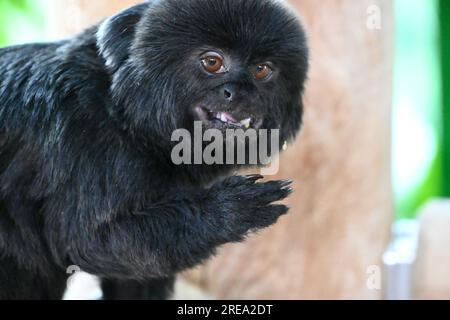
[201,52,226,74]
[253,63,273,81]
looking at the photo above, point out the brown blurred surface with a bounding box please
[50,0,394,299]
[46,0,141,39]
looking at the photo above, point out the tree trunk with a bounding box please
[48,0,394,299]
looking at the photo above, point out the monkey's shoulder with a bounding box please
[0,29,111,129]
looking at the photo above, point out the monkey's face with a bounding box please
[110,0,308,148]
[189,49,287,132]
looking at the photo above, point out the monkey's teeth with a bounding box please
[215,112,241,125]
[240,118,251,129]
[219,112,228,123]
[213,112,250,127]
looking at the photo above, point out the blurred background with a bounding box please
[0,0,448,300]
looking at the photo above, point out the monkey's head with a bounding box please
[98,0,308,154]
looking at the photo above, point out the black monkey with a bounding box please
[0,0,308,299]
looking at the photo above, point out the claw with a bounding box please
[279,179,293,188]
[246,174,264,182]
[284,187,294,195]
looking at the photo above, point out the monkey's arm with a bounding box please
[62,175,291,280]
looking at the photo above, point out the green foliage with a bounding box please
[393,0,443,219]
[440,0,450,197]
[0,0,45,47]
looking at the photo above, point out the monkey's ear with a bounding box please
[97,3,150,72]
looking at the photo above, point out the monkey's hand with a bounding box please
[205,175,293,242]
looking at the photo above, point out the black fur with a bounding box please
[0,0,308,299]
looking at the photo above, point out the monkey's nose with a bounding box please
[218,84,238,103]
[223,88,233,101]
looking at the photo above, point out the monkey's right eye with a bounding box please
[201,53,226,74]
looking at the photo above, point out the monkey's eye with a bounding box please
[253,63,273,81]
[201,53,226,74]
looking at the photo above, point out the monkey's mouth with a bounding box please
[195,107,262,129]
